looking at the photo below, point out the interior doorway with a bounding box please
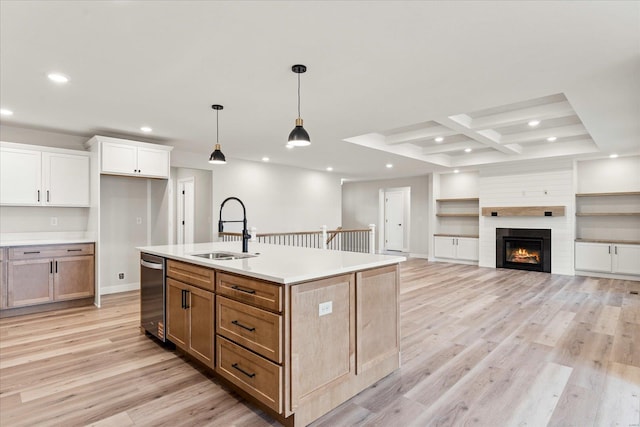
[380,187,410,253]
[177,177,195,244]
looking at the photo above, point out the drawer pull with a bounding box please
[67,249,82,252]
[231,320,256,332]
[231,285,256,294]
[231,363,256,378]
[24,251,40,254]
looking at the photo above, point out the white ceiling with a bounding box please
[1,1,638,180]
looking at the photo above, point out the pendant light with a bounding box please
[287,64,311,147]
[209,104,226,164]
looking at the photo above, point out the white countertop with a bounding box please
[137,242,406,284]
[0,232,96,247]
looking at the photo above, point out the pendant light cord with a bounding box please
[297,72,301,118]
[216,109,219,143]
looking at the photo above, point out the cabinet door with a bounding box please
[54,256,95,300]
[575,242,612,273]
[7,259,53,307]
[101,142,137,175]
[166,278,189,348]
[43,152,90,206]
[136,147,169,178]
[613,244,640,275]
[0,147,42,206]
[434,236,456,259]
[188,285,214,367]
[456,237,479,261]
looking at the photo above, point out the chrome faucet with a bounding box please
[218,197,251,253]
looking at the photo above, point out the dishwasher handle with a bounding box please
[141,259,164,270]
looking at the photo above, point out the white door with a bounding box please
[575,242,612,273]
[457,237,479,261]
[384,191,404,251]
[434,236,456,259]
[101,142,137,175]
[43,152,90,206]
[177,178,195,244]
[137,147,169,178]
[0,147,42,205]
[613,244,640,275]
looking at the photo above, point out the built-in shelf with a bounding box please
[576,238,640,245]
[435,213,478,217]
[576,191,640,197]
[434,233,479,238]
[576,212,640,217]
[481,206,566,217]
[435,198,479,202]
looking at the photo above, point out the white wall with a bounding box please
[478,164,574,275]
[342,175,430,256]
[170,167,213,243]
[439,172,479,199]
[576,155,640,193]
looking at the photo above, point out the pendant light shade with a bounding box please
[288,64,310,147]
[209,104,226,164]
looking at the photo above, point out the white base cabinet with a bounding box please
[434,236,479,262]
[575,242,640,276]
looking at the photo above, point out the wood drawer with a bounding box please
[9,243,94,260]
[217,336,282,413]
[217,272,282,312]
[217,296,282,363]
[167,260,215,292]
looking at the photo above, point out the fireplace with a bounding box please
[496,228,551,273]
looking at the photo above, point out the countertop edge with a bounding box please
[0,239,96,247]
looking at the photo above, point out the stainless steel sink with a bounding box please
[190,251,257,260]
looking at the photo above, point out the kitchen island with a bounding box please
[138,242,405,427]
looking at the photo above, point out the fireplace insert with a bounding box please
[496,228,551,273]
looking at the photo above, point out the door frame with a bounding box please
[177,177,195,245]
[378,186,411,253]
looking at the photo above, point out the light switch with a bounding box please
[136,217,142,225]
[319,301,333,316]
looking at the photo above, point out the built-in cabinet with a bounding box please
[166,260,215,367]
[434,236,479,261]
[2,243,95,311]
[99,138,171,179]
[0,144,90,207]
[0,248,6,309]
[574,192,640,277]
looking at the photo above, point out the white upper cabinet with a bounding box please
[97,137,171,179]
[0,146,42,205]
[0,143,90,207]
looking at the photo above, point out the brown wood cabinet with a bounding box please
[0,248,8,309]
[166,261,215,368]
[4,243,95,310]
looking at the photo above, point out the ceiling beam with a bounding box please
[500,124,587,144]
[384,125,455,145]
[438,115,522,154]
[469,101,575,129]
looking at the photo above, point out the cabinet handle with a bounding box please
[46,190,50,202]
[231,363,256,378]
[614,246,618,255]
[181,290,186,309]
[67,249,82,252]
[37,190,40,202]
[50,261,53,274]
[184,290,190,309]
[24,251,40,254]
[231,320,256,332]
[230,285,256,294]
[608,245,611,254]
[55,261,58,273]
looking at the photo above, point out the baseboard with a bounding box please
[432,257,479,266]
[101,282,140,295]
[575,271,639,282]
[409,253,429,259]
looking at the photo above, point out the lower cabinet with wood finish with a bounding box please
[1,243,95,316]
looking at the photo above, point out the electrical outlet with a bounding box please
[50,217,58,226]
[118,273,125,280]
[319,301,333,317]
[136,217,142,225]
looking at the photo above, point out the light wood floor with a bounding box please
[1,259,639,426]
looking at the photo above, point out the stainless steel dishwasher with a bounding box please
[140,253,166,342]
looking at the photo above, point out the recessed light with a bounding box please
[140,126,152,133]
[528,120,540,127]
[386,163,393,169]
[454,169,460,173]
[546,136,557,142]
[464,148,472,153]
[262,157,270,162]
[326,166,333,172]
[609,153,619,159]
[47,73,69,84]
[435,136,444,143]
[0,108,13,116]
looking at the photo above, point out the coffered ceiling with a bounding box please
[0,1,638,180]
